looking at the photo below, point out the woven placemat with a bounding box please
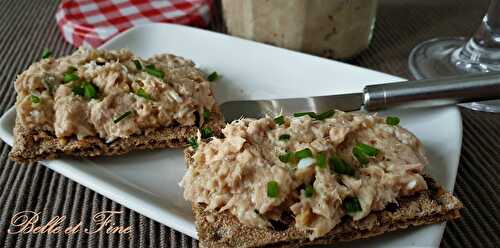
[1,0,499,247]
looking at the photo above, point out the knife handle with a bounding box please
[362,72,500,111]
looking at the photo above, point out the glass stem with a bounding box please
[473,0,500,49]
[452,0,500,72]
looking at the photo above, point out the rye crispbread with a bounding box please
[185,146,462,248]
[10,110,224,163]
[10,49,225,163]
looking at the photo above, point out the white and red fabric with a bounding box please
[56,0,212,48]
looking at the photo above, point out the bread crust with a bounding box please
[10,110,224,163]
[189,166,462,248]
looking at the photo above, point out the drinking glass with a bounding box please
[408,0,500,112]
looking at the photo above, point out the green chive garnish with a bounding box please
[63,72,79,83]
[292,110,335,120]
[72,84,85,96]
[279,152,294,163]
[343,197,362,213]
[133,59,143,70]
[295,148,313,159]
[72,82,97,99]
[316,110,335,120]
[201,127,213,139]
[279,134,290,141]
[356,143,379,156]
[83,82,97,99]
[207,71,220,81]
[274,116,285,125]
[316,152,327,169]
[135,88,151,100]
[145,65,165,79]
[304,185,314,198]
[352,143,379,166]
[267,181,279,198]
[187,137,198,149]
[203,108,210,121]
[41,48,52,59]
[386,116,400,126]
[113,111,132,124]
[30,95,40,104]
[330,154,355,176]
[293,112,317,118]
[352,146,369,165]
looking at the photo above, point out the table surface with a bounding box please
[1,0,499,247]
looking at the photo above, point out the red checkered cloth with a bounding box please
[56,0,212,48]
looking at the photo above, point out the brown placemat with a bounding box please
[0,0,499,247]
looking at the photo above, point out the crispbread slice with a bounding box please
[191,174,462,248]
[9,110,224,163]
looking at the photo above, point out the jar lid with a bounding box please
[56,0,212,48]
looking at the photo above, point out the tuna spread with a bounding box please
[15,48,215,141]
[181,111,429,240]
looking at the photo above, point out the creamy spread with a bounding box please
[180,111,428,240]
[15,49,215,141]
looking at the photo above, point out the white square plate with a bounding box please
[0,23,461,248]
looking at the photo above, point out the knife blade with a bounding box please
[219,72,500,122]
[220,93,363,121]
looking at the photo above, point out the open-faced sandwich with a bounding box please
[181,110,462,248]
[10,48,223,163]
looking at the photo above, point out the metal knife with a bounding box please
[220,72,500,121]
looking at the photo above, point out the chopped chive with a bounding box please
[352,146,369,165]
[113,111,132,124]
[194,111,201,128]
[83,82,97,99]
[304,185,314,198]
[330,154,355,176]
[386,116,400,126]
[41,48,52,59]
[356,143,380,157]
[295,148,313,159]
[72,84,85,96]
[279,152,293,163]
[267,181,279,198]
[207,71,220,81]
[279,134,290,141]
[316,152,327,169]
[63,72,79,83]
[135,88,152,100]
[316,109,335,120]
[187,137,198,149]
[203,108,210,121]
[274,115,285,125]
[133,59,143,70]
[343,197,362,213]
[30,95,40,104]
[201,127,213,139]
[72,81,97,99]
[293,112,317,118]
[145,64,165,79]
[292,110,335,120]
[352,143,380,165]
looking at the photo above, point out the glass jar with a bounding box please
[222,0,378,59]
